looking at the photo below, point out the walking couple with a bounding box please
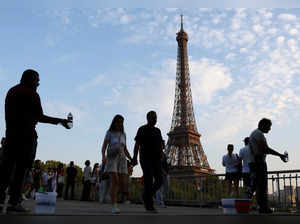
[101,111,165,214]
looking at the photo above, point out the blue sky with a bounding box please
[1,6,300,176]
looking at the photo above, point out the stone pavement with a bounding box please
[1,199,300,224]
[1,198,300,216]
[2,198,224,215]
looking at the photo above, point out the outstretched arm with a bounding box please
[34,93,70,128]
[39,115,70,129]
[266,147,286,162]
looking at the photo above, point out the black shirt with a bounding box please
[66,166,77,181]
[134,124,163,160]
[5,84,43,140]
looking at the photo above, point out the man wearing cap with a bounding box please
[238,137,253,198]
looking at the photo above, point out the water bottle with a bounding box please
[67,112,73,129]
[284,150,289,162]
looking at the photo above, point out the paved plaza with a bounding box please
[1,199,300,224]
[1,198,299,216]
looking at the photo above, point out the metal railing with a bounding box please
[129,169,300,210]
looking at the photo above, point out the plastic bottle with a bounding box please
[67,112,73,129]
[284,150,289,162]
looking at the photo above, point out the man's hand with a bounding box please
[102,156,107,164]
[60,119,71,129]
[132,157,138,166]
[280,154,288,163]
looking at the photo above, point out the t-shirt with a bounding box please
[239,145,252,173]
[42,172,49,185]
[83,166,92,181]
[249,128,267,162]
[134,124,163,160]
[222,154,239,173]
[66,166,77,180]
[5,84,43,139]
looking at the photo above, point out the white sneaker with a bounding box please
[160,203,167,208]
[22,194,28,201]
[112,207,120,214]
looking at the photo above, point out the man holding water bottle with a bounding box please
[0,69,71,213]
[249,118,288,214]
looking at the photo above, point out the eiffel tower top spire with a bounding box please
[180,14,184,31]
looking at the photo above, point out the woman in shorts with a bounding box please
[101,114,133,214]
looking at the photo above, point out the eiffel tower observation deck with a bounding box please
[165,15,214,177]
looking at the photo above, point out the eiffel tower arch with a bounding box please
[165,16,214,178]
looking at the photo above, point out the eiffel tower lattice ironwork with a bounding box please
[165,15,214,175]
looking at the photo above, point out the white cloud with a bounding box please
[278,13,297,21]
[268,28,278,35]
[253,24,264,34]
[289,28,298,35]
[277,36,285,45]
[165,8,178,12]
[287,38,297,52]
[225,53,236,60]
[240,48,248,53]
[230,31,256,46]
[190,59,232,104]
[120,15,131,24]
[77,74,105,92]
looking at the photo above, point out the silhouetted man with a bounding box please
[249,118,287,214]
[0,137,6,165]
[0,69,70,213]
[132,111,163,213]
[238,137,253,198]
[64,161,78,200]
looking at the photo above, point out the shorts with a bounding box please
[24,174,34,183]
[106,153,127,174]
[225,172,240,181]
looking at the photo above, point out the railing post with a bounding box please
[296,174,298,204]
[283,174,286,208]
[277,172,280,205]
[289,174,292,208]
[272,175,275,202]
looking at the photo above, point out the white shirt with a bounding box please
[249,128,267,162]
[83,166,92,181]
[239,145,252,173]
[42,172,48,185]
[222,154,239,173]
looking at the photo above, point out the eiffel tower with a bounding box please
[165,15,214,177]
